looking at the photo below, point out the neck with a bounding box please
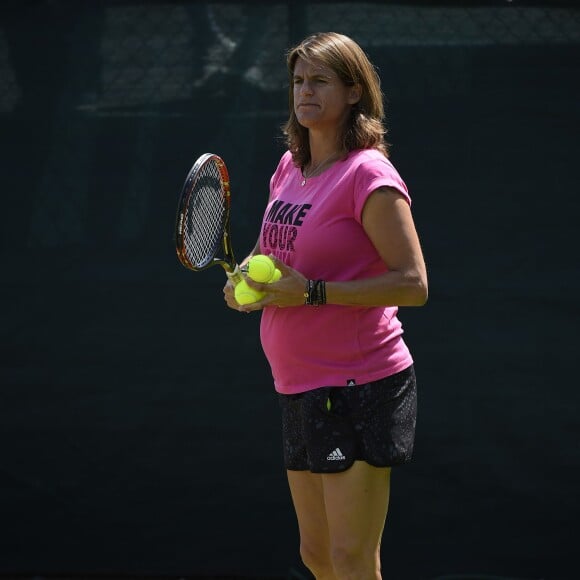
[308,130,341,165]
[309,150,338,168]
[303,150,341,180]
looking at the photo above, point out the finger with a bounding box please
[244,276,267,291]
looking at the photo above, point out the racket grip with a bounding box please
[226,265,243,286]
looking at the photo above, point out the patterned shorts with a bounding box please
[278,365,417,473]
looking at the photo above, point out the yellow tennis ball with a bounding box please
[248,255,276,283]
[270,268,282,283]
[234,279,265,305]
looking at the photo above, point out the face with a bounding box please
[292,57,361,132]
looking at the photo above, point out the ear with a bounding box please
[347,83,362,105]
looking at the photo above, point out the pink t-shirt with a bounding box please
[259,148,413,394]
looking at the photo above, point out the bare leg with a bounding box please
[323,462,390,579]
[287,469,337,579]
[287,462,391,580]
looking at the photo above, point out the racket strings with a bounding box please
[183,163,227,268]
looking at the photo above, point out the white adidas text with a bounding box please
[327,448,346,461]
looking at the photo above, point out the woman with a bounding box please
[224,32,428,580]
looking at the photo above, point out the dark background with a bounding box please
[1,1,579,579]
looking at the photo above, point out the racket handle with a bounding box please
[226,264,243,286]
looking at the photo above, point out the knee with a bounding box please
[330,544,380,580]
[300,542,333,578]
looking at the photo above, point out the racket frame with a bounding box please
[175,153,242,285]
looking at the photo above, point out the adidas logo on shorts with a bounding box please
[327,447,346,461]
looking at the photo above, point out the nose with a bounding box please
[300,80,314,96]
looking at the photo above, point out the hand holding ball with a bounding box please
[235,255,281,305]
[234,279,265,305]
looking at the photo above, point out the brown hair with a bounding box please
[283,32,389,168]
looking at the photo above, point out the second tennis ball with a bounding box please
[234,279,265,305]
[248,255,276,283]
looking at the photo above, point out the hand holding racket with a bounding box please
[174,153,243,286]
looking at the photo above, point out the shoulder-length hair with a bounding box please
[283,32,389,168]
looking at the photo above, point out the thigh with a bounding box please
[322,461,391,552]
[286,469,330,553]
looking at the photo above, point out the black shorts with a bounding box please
[278,365,417,473]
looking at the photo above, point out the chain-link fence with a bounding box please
[1,2,579,114]
[0,1,579,250]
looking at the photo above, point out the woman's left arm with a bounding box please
[326,186,428,307]
[237,187,428,311]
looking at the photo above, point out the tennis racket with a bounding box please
[174,153,242,285]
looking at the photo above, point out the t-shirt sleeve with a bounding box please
[269,150,294,199]
[353,156,411,223]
